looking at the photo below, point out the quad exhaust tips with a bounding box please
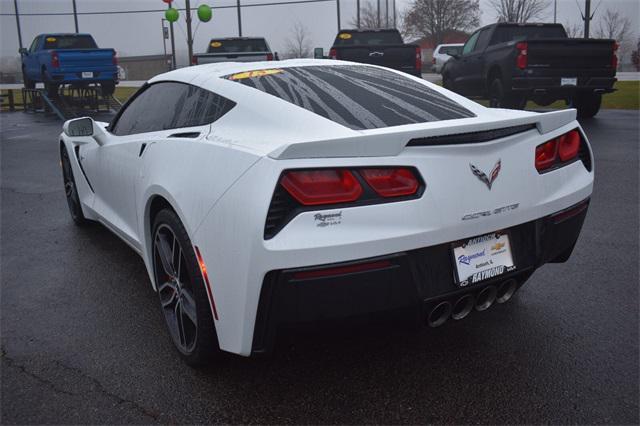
[426,280,518,327]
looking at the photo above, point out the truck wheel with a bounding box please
[489,78,525,110]
[100,82,115,96]
[442,75,455,91]
[42,70,59,98]
[22,68,35,89]
[574,93,601,119]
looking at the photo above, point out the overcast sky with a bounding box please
[1,0,638,64]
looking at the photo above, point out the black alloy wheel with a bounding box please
[152,209,218,366]
[60,146,88,226]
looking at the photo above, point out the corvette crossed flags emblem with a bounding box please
[469,159,501,190]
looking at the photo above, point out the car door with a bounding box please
[452,30,480,93]
[462,28,493,96]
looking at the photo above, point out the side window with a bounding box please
[111,82,235,136]
[462,31,480,55]
[29,37,39,53]
[474,29,492,53]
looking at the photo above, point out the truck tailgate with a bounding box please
[336,45,416,72]
[527,39,614,69]
[58,49,115,69]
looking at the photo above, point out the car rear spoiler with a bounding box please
[268,109,577,160]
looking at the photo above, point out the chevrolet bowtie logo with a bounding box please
[470,159,501,190]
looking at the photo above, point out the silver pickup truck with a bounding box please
[193,37,275,64]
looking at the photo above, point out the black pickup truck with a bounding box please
[329,29,422,77]
[442,23,618,118]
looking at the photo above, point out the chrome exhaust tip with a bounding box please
[475,285,497,311]
[496,279,518,304]
[427,301,452,327]
[451,294,475,320]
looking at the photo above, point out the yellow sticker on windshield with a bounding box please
[46,37,57,42]
[210,41,222,47]
[338,33,352,39]
[229,69,283,80]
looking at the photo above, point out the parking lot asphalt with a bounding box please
[1,110,638,425]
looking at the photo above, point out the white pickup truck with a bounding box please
[193,37,276,65]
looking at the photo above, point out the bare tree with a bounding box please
[564,21,581,38]
[595,8,632,67]
[403,0,480,46]
[488,0,549,23]
[283,21,313,59]
[348,1,383,29]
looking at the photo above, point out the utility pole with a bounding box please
[584,0,591,38]
[393,0,396,28]
[237,0,242,36]
[170,20,176,69]
[357,0,360,29]
[72,0,79,33]
[13,0,23,49]
[385,0,388,28]
[553,0,557,23]
[337,0,341,30]
[377,0,380,28]
[185,0,194,65]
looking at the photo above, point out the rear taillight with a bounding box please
[360,168,420,197]
[266,52,274,61]
[415,47,422,73]
[191,56,198,65]
[51,51,60,68]
[281,169,362,206]
[329,48,337,59]
[535,129,582,172]
[516,41,527,70]
[612,41,619,69]
[432,57,436,65]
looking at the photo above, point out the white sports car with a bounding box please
[60,59,593,366]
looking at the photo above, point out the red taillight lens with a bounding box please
[535,140,558,171]
[360,168,420,198]
[281,169,363,206]
[292,260,392,280]
[329,48,337,59]
[558,130,581,161]
[266,52,274,61]
[536,129,583,172]
[191,56,198,65]
[415,47,422,72]
[516,41,527,69]
[51,51,60,68]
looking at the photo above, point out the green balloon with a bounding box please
[165,7,179,22]
[197,4,212,22]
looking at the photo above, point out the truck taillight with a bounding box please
[415,46,422,73]
[51,51,60,68]
[266,53,274,61]
[516,41,527,70]
[329,48,337,59]
[191,56,198,65]
[612,41,619,69]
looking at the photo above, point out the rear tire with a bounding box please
[22,68,35,89]
[42,70,59,98]
[60,145,88,226]
[488,78,526,109]
[100,82,115,96]
[574,93,601,119]
[152,208,220,367]
[442,74,455,91]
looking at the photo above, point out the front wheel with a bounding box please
[100,81,115,96]
[60,146,88,226]
[574,93,602,119]
[152,209,219,367]
[22,68,35,89]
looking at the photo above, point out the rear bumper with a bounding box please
[47,69,118,84]
[511,76,616,95]
[251,198,589,354]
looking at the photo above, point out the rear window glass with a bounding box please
[491,26,567,44]
[224,65,474,130]
[333,31,403,46]
[207,39,268,53]
[43,35,97,49]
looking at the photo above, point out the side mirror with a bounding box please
[63,117,109,146]
[314,47,324,59]
[19,47,27,55]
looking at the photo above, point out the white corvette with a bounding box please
[60,59,593,365]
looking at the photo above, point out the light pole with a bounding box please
[13,0,23,49]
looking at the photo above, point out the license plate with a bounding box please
[82,72,93,78]
[561,77,577,86]
[453,232,515,287]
